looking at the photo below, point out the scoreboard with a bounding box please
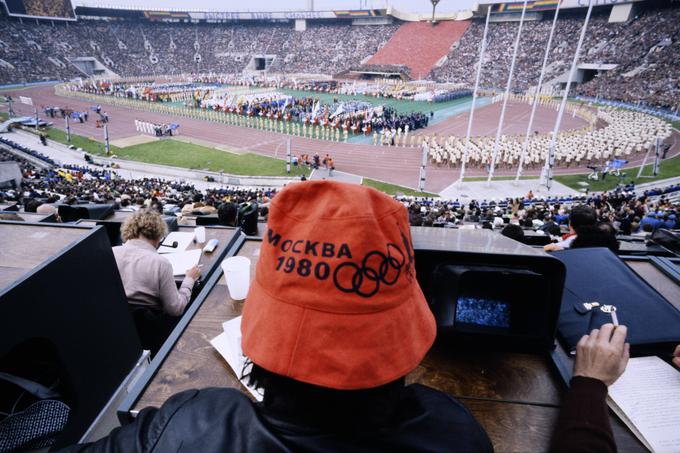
[3,0,75,20]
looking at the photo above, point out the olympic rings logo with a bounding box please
[333,243,406,298]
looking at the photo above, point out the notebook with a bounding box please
[607,356,680,453]
[162,249,201,276]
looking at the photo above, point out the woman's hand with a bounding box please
[186,265,201,281]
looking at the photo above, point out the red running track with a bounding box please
[4,85,679,193]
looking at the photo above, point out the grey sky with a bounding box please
[74,0,479,13]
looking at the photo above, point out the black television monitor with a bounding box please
[412,228,565,351]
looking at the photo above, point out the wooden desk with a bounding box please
[176,226,239,284]
[618,240,670,256]
[0,223,89,288]
[625,256,680,311]
[122,238,645,452]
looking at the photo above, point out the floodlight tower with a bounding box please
[430,0,441,24]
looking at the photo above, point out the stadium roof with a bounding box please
[71,0,477,14]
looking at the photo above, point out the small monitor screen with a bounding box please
[455,297,511,329]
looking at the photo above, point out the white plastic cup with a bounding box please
[221,256,251,300]
[194,226,206,243]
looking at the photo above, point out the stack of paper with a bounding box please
[163,249,201,276]
[607,356,680,452]
[210,316,264,402]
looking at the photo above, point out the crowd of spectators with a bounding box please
[2,3,678,109]
[431,4,680,110]
[0,13,397,84]
[0,146,276,222]
[1,140,677,250]
[400,184,680,243]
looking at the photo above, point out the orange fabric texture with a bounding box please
[241,180,436,390]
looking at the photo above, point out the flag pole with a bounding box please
[515,0,563,183]
[487,0,528,186]
[545,0,594,191]
[457,4,491,186]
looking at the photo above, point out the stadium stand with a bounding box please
[1,3,679,110]
[366,20,470,80]
[431,4,680,110]
[0,14,398,83]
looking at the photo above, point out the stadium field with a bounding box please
[4,83,679,193]
[170,88,472,115]
[362,178,437,197]
[279,88,472,114]
[39,125,678,196]
[39,127,440,195]
[43,128,309,177]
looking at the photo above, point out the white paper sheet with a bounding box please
[608,356,680,453]
[210,316,264,402]
[158,232,195,254]
[162,249,201,276]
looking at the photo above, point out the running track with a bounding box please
[4,85,679,193]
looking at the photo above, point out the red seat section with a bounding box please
[368,20,470,80]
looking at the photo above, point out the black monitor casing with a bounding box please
[412,228,565,351]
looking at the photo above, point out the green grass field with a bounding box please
[363,178,437,197]
[43,126,429,194]
[555,153,680,192]
[43,128,309,177]
[45,127,115,155]
[462,176,539,182]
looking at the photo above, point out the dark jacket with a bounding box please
[60,384,493,453]
[550,376,615,453]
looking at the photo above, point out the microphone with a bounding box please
[160,241,178,248]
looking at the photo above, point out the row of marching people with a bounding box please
[426,108,672,169]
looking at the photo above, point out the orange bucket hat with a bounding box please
[241,180,436,390]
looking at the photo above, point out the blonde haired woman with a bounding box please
[113,209,200,317]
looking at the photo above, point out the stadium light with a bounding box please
[430,0,440,24]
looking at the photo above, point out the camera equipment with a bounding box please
[412,228,565,351]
